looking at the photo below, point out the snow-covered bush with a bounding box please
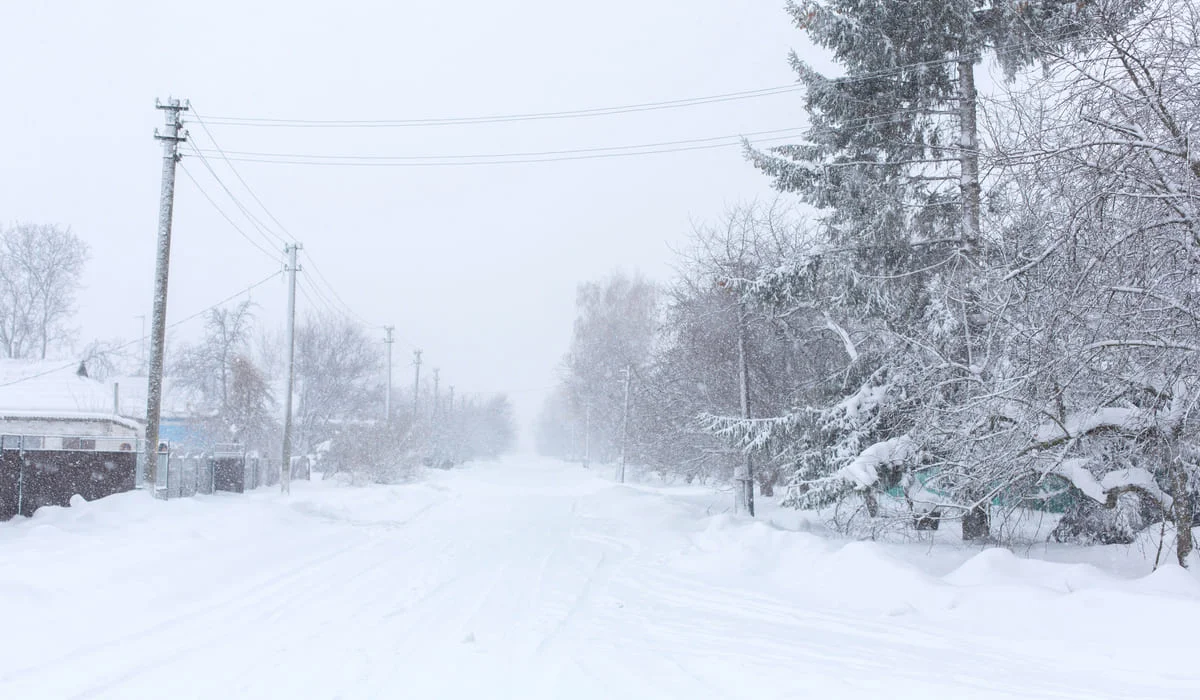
[320,424,423,485]
[1052,490,1158,546]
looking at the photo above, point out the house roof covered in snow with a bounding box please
[0,359,139,428]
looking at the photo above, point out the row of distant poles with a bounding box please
[142,98,434,496]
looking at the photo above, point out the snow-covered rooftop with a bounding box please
[0,360,120,418]
[0,361,201,429]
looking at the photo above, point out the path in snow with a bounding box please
[2,456,1198,699]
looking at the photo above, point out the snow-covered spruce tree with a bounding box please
[737,1,1117,538]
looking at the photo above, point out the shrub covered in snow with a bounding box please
[1052,491,1158,546]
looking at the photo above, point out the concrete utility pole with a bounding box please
[412,349,423,418]
[619,365,631,484]
[583,404,591,468]
[447,386,454,416]
[383,326,395,424]
[144,97,187,493]
[281,243,302,495]
[735,305,755,517]
[432,368,440,418]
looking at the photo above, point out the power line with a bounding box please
[298,274,386,339]
[302,255,380,327]
[199,84,805,128]
[190,102,383,331]
[185,142,288,252]
[0,270,283,389]
[299,274,397,345]
[787,32,1108,89]
[297,274,350,321]
[201,133,806,167]
[195,127,808,162]
[295,275,331,312]
[296,276,330,317]
[186,103,983,168]
[184,145,390,349]
[178,163,282,263]
[173,270,283,328]
[194,98,994,166]
[189,105,292,247]
[172,36,1108,131]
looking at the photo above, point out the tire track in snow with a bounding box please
[2,487,450,697]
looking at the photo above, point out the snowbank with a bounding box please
[1,457,1198,699]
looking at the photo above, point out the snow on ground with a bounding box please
[2,456,1199,699]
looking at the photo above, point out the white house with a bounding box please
[0,359,142,450]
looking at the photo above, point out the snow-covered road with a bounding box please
[2,457,1198,699]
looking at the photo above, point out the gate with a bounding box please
[157,444,248,499]
[0,435,137,521]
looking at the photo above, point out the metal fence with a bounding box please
[160,453,215,499]
[1,434,138,520]
[155,443,259,499]
[0,434,274,518]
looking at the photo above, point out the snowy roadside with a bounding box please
[623,466,1199,579]
[2,458,1199,699]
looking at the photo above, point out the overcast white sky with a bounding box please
[0,1,816,437]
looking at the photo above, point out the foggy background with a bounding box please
[0,0,811,440]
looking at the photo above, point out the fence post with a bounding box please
[135,440,145,488]
[17,437,24,517]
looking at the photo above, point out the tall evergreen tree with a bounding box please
[760,1,1103,240]
[738,1,1121,538]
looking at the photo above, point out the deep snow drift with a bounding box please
[2,457,1198,699]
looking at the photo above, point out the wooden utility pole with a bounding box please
[281,243,301,495]
[144,97,187,494]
